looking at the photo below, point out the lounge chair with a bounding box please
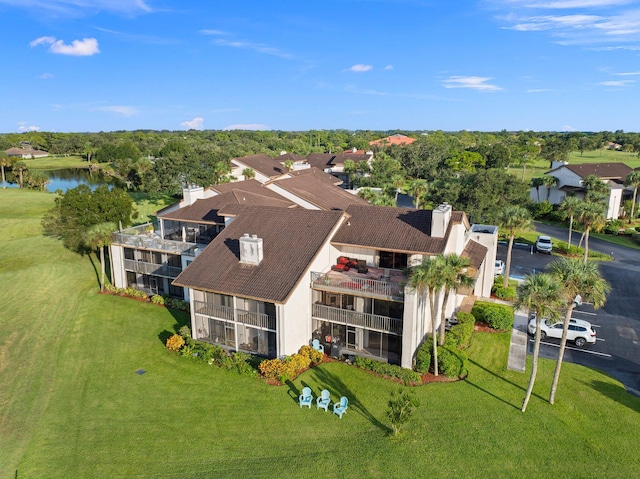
[333,396,348,419]
[312,339,324,354]
[316,389,331,411]
[299,387,313,408]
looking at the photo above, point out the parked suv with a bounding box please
[535,235,553,254]
[527,317,596,347]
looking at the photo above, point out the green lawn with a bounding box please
[1,188,639,478]
[23,155,88,170]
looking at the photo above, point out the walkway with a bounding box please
[507,310,529,373]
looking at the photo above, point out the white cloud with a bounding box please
[562,125,577,131]
[30,36,100,56]
[512,1,634,8]
[17,122,40,132]
[346,64,373,72]
[599,79,635,86]
[212,38,299,61]
[199,29,226,36]
[615,71,640,75]
[223,124,268,131]
[0,0,151,16]
[383,64,394,70]
[442,76,503,91]
[95,105,138,116]
[39,72,54,79]
[181,117,204,130]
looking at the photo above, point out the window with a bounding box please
[124,248,135,260]
[379,251,407,270]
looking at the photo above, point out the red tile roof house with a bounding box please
[110,179,497,369]
[369,134,416,147]
[531,162,633,219]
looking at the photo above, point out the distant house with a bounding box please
[531,162,633,219]
[369,134,416,147]
[5,147,49,159]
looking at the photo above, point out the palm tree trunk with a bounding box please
[583,228,590,264]
[521,164,526,182]
[577,231,585,249]
[567,215,574,248]
[631,188,638,224]
[99,246,106,292]
[439,289,450,346]
[1,165,5,189]
[504,235,515,289]
[522,317,543,412]
[549,304,575,404]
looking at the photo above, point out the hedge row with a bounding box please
[353,357,422,385]
[445,312,475,349]
[413,340,468,378]
[471,301,514,331]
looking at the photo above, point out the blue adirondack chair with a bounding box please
[312,339,324,354]
[333,396,348,419]
[316,389,331,411]
[299,387,313,409]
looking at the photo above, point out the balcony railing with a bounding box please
[112,230,206,255]
[123,259,182,279]
[312,303,402,335]
[193,300,276,330]
[310,271,404,301]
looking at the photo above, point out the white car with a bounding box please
[527,317,596,347]
[495,260,505,276]
[535,235,553,254]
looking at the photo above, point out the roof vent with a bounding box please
[239,233,263,265]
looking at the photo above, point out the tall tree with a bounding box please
[390,174,406,203]
[624,170,640,223]
[408,255,446,376]
[547,259,610,404]
[0,153,12,189]
[242,167,256,180]
[497,206,533,289]
[514,273,563,412]
[582,174,609,204]
[85,222,117,291]
[576,201,606,263]
[530,177,544,203]
[438,254,473,346]
[14,161,27,188]
[541,175,558,202]
[558,196,582,248]
[407,179,429,209]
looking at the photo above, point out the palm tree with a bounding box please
[284,159,294,172]
[242,167,256,180]
[390,174,406,204]
[0,154,12,189]
[576,201,606,263]
[408,255,446,376]
[497,205,533,289]
[514,273,563,412]
[407,179,428,209]
[24,170,50,192]
[541,175,559,202]
[624,170,640,223]
[558,196,582,248]
[438,254,473,346]
[530,177,544,202]
[582,174,609,204]
[85,222,117,292]
[547,259,610,404]
[14,161,27,188]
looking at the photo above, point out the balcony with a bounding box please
[112,224,206,255]
[123,259,182,279]
[310,271,405,301]
[312,303,402,335]
[193,300,276,330]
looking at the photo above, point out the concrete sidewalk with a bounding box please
[508,310,529,373]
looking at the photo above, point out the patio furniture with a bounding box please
[316,389,331,411]
[312,339,325,354]
[356,259,368,274]
[299,387,313,408]
[333,396,348,419]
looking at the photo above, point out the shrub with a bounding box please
[554,241,582,256]
[387,388,419,437]
[298,345,323,365]
[492,284,516,301]
[166,334,185,352]
[414,340,433,374]
[355,356,421,384]
[150,295,165,305]
[624,228,636,236]
[178,325,192,339]
[437,346,468,378]
[604,219,624,235]
[286,353,311,372]
[635,226,640,232]
[471,301,514,331]
[231,352,256,376]
[528,201,553,219]
[632,232,640,245]
[445,313,475,349]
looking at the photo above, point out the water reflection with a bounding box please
[5,168,120,193]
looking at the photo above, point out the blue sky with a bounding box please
[2,0,640,133]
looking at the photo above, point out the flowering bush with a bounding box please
[166,334,185,352]
[286,353,311,372]
[298,345,323,365]
[258,358,295,383]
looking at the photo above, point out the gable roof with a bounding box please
[285,167,343,186]
[173,207,346,303]
[331,205,465,254]
[268,171,369,210]
[305,153,335,170]
[461,239,488,270]
[548,162,633,180]
[231,154,287,178]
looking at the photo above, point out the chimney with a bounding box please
[431,203,452,238]
[239,233,263,265]
[182,185,205,206]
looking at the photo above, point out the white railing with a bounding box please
[312,303,402,335]
[193,300,276,330]
[123,259,182,279]
[310,271,404,300]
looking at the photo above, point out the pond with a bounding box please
[4,168,119,193]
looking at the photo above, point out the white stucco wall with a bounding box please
[109,244,126,288]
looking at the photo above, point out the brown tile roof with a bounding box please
[550,162,633,180]
[332,205,465,254]
[461,239,488,270]
[305,153,335,169]
[285,167,343,186]
[231,154,287,178]
[369,134,416,146]
[173,207,346,303]
[331,152,371,165]
[268,172,369,210]
[277,153,307,162]
[159,181,296,223]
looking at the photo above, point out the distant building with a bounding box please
[5,147,49,159]
[369,134,416,147]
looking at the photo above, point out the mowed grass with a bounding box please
[1,189,640,478]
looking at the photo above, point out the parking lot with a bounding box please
[497,236,640,396]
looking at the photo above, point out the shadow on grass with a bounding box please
[582,379,640,413]
[158,329,174,345]
[312,365,391,434]
[466,358,544,410]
